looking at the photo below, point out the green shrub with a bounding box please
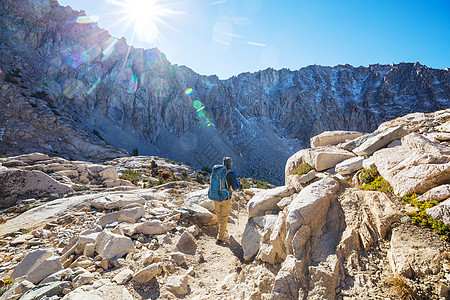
[150,160,158,169]
[292,163,313,176]
[195,172,204,184]
[131,148,139,156]
[240,177,250,189]
[119,169,140,185]
[254,178,273,189]
[360,167,379,184]
[358,168,393,193]
[359,176,393,193]
[401,193,450,240]
[238,177,273,190]
[157,173,165,185]
[181,169,189,181]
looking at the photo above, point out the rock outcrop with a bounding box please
[1,0,450,185]
[2,109,450,299]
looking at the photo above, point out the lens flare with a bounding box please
[86,78,102,95]
[107,0,184,44]
[193,100,202,109]
[185,88,193,95]
[61,46,102,69]
[102,37,118,59]
[196,106,205,113]
[128,74,138,94]
[63,79,85,99]
[192,99,215,128]
[76,15,100,24]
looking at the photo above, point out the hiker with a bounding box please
[208,157,242,245]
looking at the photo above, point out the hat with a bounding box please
[223,157,232,169]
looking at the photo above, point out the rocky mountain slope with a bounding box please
[1,0,450,184]
[0,108,449,299]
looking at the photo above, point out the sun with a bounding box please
[109,0,182,43]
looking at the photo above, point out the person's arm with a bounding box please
[226,171,241,190]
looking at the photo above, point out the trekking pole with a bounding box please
[237,192,240,227]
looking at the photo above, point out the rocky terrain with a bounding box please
[0,108,449,299]
[1,0,450,184]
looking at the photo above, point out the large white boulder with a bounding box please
[99,166,119,181]
[437,121,450,132]
[402,132,450,155]
[310,130,363,148]
[97,206,145,226]
[271,255,308,300]
[166,274,189,296]
[388,225,444,278]
[303,147,355,171]
[335,156,364,175]
[10,250,63,284]
[0,169,73,206]
[373,146,450,196]
[0,193,103,236]
[135,220,176,235]
[6,153,50,164]
[62,281,133,300]
[426,198,450,225]
[338,189,402,252]
[341,131,379,152]
[132,264,160,284]
[353,126,405,156]
[417,184,450,202]
[95,231,135,260]
[182,188,214,211]
[285,149,307,182]
[181,204,217,226]
[241,216,276,261]
[247,186,295,218]
[285,177,339,254]
[308,255,340,300]
[91,194,145,210]
[256,212,287,264]
[285,170,316,192]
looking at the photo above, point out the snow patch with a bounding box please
[202,79,217,91]
[282,74,295,89]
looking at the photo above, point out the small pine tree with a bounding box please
[150,160,157,169]
[195,172,204,184]
[181,169,189,181]
[158,173,165,185]
[131,148,139,156]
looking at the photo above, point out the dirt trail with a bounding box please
[136,197,251,300]
[185,201,249,299]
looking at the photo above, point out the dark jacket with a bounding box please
[225,169,241,191]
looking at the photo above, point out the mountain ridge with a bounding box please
[1,0,450,184]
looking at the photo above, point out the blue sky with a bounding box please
[58,0,450,79]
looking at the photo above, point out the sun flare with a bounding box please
[109,0,182,43]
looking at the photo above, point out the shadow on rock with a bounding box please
[227,235,245,263]
[132,278,160,299]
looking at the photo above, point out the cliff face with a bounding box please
[1,0,450,183]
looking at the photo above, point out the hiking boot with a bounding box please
[215,239,224,245]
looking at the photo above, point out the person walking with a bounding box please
[208,157,242,245]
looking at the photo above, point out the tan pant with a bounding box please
[213,197,232,241]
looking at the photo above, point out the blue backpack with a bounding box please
[208,164,231,202]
